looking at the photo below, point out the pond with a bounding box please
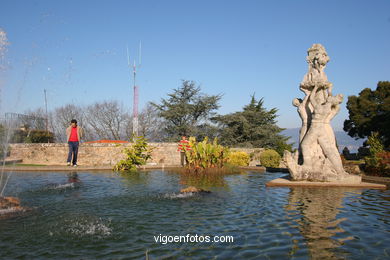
[0,170,389,259]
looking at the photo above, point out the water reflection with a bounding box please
[119,171,150,187]
[285,188,361,259]
[67,172,80,183]
[178,171,229,189]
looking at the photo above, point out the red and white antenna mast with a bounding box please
[127,42,142,137]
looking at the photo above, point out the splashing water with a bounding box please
[49,182,75,190]
[0,118,18,196]
[68,218,112,237]
[0,28,40,197]
[0,28,12,197]
[50,217,113,240]
[0,28,9,61]
[163,192,196,199]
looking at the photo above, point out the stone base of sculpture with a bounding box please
[285,44,361,184]
[284,151,361,183]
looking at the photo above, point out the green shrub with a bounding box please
[274,139,293,156]
[113,136,153,171]
[363,132,389,176]
[365,132,384,168]
[10,129,25,143]
[26,130,55,143]
[11,129,54,143]
[377,151,390,176]
[260,149,281,168]
[227,151,250,166]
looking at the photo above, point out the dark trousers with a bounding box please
[67,141,79,165]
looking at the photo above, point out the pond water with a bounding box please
[0,170,389,259]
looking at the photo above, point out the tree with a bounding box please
[21,108,47,130]
[85,100,130,140]
[213,95,291,153]
[51,104,88,142]
[344,81,390,148]
[151,80,222,141]
[138,103,167,142]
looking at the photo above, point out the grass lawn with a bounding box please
[14,164,48,167]
[344,160,365,165]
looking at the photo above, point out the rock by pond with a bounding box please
[180,186,211,194]
[0,196,31,220]
[0,196,20,209]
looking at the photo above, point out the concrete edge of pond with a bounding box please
[238,166,266,172]
[0,165,266,172]
[1,165,180,172]
[266,177,387,189]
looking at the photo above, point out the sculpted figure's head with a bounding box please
[292,98,302,107]
[306,44,330,69]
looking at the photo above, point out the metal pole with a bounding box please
[44,89,49,142]
[44,89,48,129]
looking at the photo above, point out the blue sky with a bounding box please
[1,0,389,130]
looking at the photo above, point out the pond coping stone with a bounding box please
[266,176,386,189]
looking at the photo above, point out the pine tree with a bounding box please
[151,80,221,141]
[213,95,291,153]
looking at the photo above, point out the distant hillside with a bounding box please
[281,128,364,153]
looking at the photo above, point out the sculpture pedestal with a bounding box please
[266,177,386,189]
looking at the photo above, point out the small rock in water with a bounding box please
[180,186,210,194]
[0,196,21,209]
[0,196,32,220]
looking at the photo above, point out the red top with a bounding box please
[177,139,191,152]
[69,127,79,142]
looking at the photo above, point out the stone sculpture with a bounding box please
[285,44,361,183]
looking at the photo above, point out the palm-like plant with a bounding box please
[185,137,229,172]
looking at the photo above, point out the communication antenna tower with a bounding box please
[127,41,142,137]
[44,89,48,132]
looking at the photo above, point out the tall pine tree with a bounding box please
[151,80,221,141]
[213,95,291,154]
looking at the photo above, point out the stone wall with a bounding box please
[9,143,181,166]
[8,143,265,167]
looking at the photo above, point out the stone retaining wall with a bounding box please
[9,143,181,166]
[8,143,265,167]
